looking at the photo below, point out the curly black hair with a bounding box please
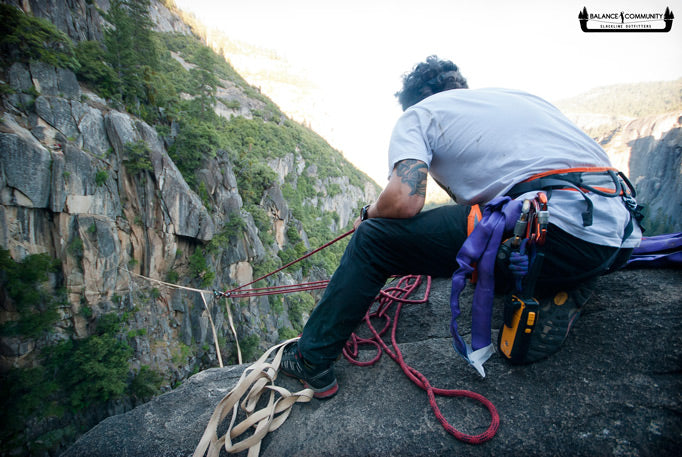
[395,56,468,111]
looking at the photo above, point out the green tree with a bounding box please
[0,366,58,453]
[123,140,153,175]
[126,0,158,69]
[103,0,135,102]
[44,332,133,410]
[232,151,277,207]
[189,46,219,120]
[188,248,215,287]
[95,169,109,186]
[0,249,61,338]
[168,118,219,186]
[103,0,160,115]
[129,365,164,401]
[74,40,119,97]
[0,4,79,70]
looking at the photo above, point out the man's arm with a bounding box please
[354,159,427,229]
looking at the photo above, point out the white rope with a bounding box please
[193,338,313,457]
[223,294,243,365]
[120,267,242,365]
[199,291,223,367]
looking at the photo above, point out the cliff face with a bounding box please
[0,1,379,453]
[620,113,682,234]
[0,1,379,360]
[4,0,192,41]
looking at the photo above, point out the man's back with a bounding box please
[388,88,641,247]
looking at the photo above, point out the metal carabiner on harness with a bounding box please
[511,199,531,249]
[532,191,549,246]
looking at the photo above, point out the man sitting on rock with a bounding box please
[281,55,642,398]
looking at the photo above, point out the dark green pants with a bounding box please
[298,204,630,366]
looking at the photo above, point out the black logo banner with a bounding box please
[579,6,674,32]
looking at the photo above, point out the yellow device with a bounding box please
[499,294,539,363]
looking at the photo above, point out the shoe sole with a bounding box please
[524,299,580,363]
[282,371,339,399]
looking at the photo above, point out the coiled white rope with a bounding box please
[193,338,313,457]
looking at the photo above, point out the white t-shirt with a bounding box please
[388,88,641,248]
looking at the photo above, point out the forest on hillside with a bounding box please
[555,78,682,118]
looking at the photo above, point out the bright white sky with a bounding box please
[173,0,682,186]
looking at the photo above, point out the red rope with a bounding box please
[219,229,355,297]
[222,280,329,298]
[343,275,499,444]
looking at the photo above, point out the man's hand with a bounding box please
[357,159,427,226]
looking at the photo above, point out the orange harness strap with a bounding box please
[467,204,483,237]
[521,166,618,181]
[519,166,623,196]
[507,166,638,227]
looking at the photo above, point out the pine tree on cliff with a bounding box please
[104,0,159,115]
[189,46,219,121]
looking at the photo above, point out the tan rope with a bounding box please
[193,338,313,457]
[224,296,242,365]
[120,267,242,365]
[199,291,223,367]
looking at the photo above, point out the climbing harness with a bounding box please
[507,166,642,230]
[509,166,644,281]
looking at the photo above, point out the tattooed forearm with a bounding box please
[395,160,427,197]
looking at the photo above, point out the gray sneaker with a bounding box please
[280,342,338,399]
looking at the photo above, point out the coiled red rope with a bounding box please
[343,275,500,444]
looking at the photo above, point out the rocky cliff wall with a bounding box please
[3,0,191,42]
[0,53,378,368]
[621,113,681,234]
[0,5,379,433]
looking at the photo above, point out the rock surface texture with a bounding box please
[64,268,682,457]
